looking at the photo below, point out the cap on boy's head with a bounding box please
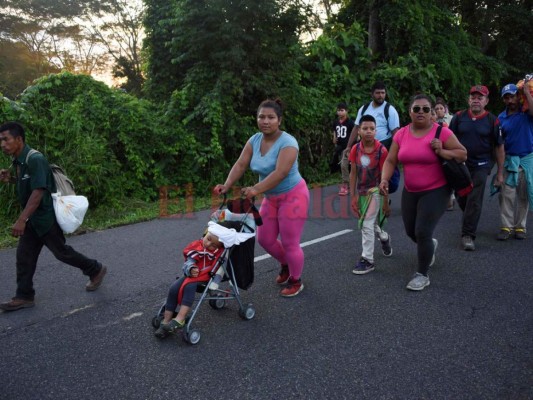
[500,83,518,97]
[337,102,348,110]
[469,85,489,96]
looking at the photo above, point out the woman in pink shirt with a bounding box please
[379,94,466,291]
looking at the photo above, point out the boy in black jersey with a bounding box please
[331,102,355,195]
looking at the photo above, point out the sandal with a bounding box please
[162,319,185,333]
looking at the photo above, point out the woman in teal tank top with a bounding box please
[214,99,309,297]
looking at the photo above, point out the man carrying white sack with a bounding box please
[0,121,107,311]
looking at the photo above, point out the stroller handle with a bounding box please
[218,193,257,209]
[217,194,263,227]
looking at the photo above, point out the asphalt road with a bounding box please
[0,184,531,400]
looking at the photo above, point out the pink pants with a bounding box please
[257,179,309,280]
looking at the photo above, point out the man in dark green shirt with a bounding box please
[0,122,107,311]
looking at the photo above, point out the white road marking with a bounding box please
[62,304,95,316]
[123,312,143,321]
[254,229,353,262]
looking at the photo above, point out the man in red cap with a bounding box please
[449,85,505,251]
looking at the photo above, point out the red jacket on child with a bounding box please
[182,239,223,281]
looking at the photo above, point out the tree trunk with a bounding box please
[367,0,382,56]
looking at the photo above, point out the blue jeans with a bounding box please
[16,221,101,300]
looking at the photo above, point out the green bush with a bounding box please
[16,72,179,205]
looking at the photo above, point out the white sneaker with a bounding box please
[462,236,475,251]
[380,234,392,257]
[406,273,430,291]
[429,238,438,267]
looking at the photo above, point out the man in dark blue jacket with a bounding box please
[449,86,505,251]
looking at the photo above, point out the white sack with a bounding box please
[52,193,89,234]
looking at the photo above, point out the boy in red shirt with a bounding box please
[349,115,392,274]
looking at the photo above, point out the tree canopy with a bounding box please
[0,0,145,97]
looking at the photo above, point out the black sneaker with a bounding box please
[380,235,392,257]
[352,258,375,275]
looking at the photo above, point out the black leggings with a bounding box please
[401,185,450,275]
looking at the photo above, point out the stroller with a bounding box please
[151,196,262,345]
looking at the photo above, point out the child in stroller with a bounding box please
[154,219,255,339]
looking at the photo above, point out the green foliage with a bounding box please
[112,56,145,96]
[142,0,181,99]
[441,0,533,81]
[1,73,180,212]
[332,1,509,113]
[304,22,370,102]
[144,0,311,188]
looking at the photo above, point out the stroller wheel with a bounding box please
[239,304,256,320]
[209,296,226,310]
[184,329,201,345]
[151,316,163,329]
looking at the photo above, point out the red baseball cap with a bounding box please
[469,85,489,96]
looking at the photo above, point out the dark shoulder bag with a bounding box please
[435,125,473,197]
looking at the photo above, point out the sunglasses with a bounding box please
[411,106,431,113]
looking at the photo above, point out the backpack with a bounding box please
[450,110,497,137]
[450,110,501,162]
[25,149,76,196]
